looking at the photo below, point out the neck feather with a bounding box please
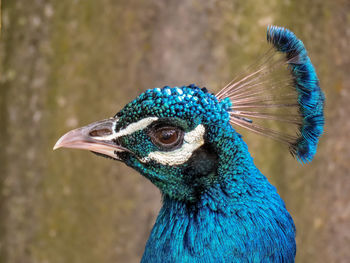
[142,128,296,263]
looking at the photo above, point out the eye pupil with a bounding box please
[150,124,184,150]
[157,129,177,144]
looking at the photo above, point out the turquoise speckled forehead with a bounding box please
[115,84,232,130]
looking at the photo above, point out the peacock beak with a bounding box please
[53,118,129,159]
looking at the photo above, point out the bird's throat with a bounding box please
[142,181,296,262]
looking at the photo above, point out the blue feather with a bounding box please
[267,26,325,162]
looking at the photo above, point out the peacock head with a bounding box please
[54,26,325,203]
[54,85,234,202]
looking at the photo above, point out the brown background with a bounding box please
[0,0,349,262]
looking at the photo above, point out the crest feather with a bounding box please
[217,25,325,163]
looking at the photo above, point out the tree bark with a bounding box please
[0,0,349,262]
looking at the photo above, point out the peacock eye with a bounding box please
[155,128,178,144]
[149,125,184,150]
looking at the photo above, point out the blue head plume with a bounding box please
[267,26,325,162]
[218,26,325,163]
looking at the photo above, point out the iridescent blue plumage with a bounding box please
[55,26,325,263]
[116,85,231,128]
[115,85,296,262]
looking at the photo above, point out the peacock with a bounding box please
[54,26,324,262]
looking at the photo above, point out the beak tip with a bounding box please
[53,144,60,150]
[53,134,66,151]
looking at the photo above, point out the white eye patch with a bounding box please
[93,117,159,141]
[141,124,205,166]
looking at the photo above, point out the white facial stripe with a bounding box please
[112,117,118,134]
[115,117,158,137]
[93,117,158,141]
[142,124,205,166]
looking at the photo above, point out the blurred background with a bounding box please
[0,0,349,262]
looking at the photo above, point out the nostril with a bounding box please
[89,128,112,137]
